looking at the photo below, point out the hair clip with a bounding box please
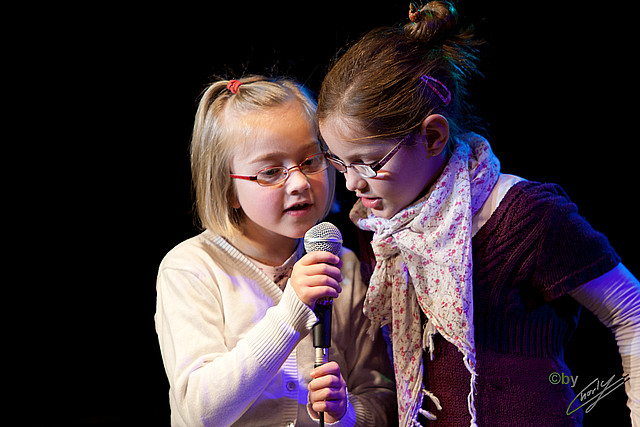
[421,75,451,106]
[227,80,243,94]
[409,3,422,23]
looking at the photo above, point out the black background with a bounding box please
[20,1,637,425]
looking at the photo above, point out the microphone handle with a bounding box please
[313,299,332,348]
[313,299,331,427]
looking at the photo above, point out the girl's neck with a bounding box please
[230,230,299,267]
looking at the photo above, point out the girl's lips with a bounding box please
[360,197,381,209]
[284,203,313,217]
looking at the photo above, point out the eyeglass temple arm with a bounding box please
[370,144,401,172]
[229,174,258,181]
[370,134,411,172]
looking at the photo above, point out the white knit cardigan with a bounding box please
[155,231,396,426]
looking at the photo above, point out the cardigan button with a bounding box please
[286,381,297,391]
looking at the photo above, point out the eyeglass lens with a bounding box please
[256,154,327,185]
[326,156,376,178]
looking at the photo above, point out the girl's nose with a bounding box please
[285,168,311,193]
[344,170,367,192]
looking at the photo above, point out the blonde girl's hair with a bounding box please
[190,75,335,237]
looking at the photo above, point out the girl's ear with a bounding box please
[420,114,449,157]
[229,187,241,210]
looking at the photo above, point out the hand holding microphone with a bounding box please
[303,222,343,355]
[290,222,343,310]
[289,222,346,424]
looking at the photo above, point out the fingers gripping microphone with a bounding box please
[304,222,342,425]
[304,222,343,350]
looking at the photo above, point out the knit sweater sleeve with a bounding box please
[516,183,621,300]
[155,241,317,426]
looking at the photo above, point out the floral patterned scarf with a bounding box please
[350,134,500,427]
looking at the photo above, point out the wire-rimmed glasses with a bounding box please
[324,132,412,178]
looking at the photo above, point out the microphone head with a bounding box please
[304,222,343,256]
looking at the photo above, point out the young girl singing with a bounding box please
[155,76,396,426]
[316,2,639,426]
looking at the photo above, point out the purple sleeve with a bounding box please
[529,184,620,300]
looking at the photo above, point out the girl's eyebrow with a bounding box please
[247,151,287,165]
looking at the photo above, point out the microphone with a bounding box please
[304,222,342,426]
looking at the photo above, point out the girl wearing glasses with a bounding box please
[317,2,639,427]
[155,75,396,426]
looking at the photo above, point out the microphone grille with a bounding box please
[304,222,343,256]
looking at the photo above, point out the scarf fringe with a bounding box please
[418,408,437,421]
[464,354,479,427]
[419,324,479,427]
[422,388,443,411]
[409,386,442,426]
[422,320,438,360]
[412,379,477,427]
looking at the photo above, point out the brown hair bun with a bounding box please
[405,1,459,43]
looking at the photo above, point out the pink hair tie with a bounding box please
[227,80,243,94]
[421,75,452,106]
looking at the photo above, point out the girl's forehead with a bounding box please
[319,115,360,140]
[320,117,388,158]
[238,139,320,163]
[229,110,319,164]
